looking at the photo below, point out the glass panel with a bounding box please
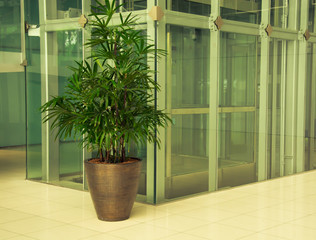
[305,43,316,170]
[128,143,147,196]
[167,0,211,16]
[219,33,258,107]
[218,112,257,188]
[166,114,209,199]
[0,1,21,52]
[169,25,210,108]
[267,39,286,179]
[0,73,25,147]
[309,0,316,32]
[91,0,146,11]
[25,0,42,180]
[271,0,289,28]
[221,0,262,24]
[123,0,146,11]
[165,25,210,200]
[46,0,82,20]
[218,32,259,188]
[26,37,42,180]
[47,30,83,188]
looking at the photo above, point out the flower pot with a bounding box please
[84,158,141,221]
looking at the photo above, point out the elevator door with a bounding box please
[218,33,259,188]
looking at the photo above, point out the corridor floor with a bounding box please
[1,147,316,239]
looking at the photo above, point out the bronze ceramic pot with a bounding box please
[84,158,141,221]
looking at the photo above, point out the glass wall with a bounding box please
[19,0,316,204]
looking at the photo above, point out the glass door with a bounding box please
[218,32,259,188]
[165,25,210,199]
[0,1,26,148]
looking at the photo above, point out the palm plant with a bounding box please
[41,0,170,164]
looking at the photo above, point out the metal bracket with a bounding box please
[298,29,305,41]
[20,59,27,67]
[148,6,164,21]
[214,16,224,30]
[304,29,311,41]
[79,14,88,28]
[210,15,223,31]
[259,23,271,38]
[265,24,273,36]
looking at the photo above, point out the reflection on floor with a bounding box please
[1,146,316,239]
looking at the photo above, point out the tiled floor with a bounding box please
[1,147,316,240]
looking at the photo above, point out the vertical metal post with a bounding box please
[208,0,220,191]
[296,0,309,173]
[82,0,92,190]
[39,0,60,182]
[283,0,299,175]
[258,0,270,181]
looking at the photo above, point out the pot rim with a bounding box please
[84,157,141,165]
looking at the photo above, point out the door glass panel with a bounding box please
[0,2,21,52]
[169,25,210,109]
[221,0,262,24]
[271,0,290,28]
[47,30,83,189]
[218,32,259,188]
[25,0,42,180]
[0,72,25,147]
[46,0,82,20]
[26,37,42,179]
[219,33,258,107]
[167,0,211,16]
[309,0,316,32]
[305,43,316,170]
[165,25,210,199]
[267,39,286,178]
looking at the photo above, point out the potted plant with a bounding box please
[40,0,170,221]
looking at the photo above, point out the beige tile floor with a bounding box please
[1,147,316,239]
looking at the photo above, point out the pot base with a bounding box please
[84,158,141,221]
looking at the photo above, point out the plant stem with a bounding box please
[100,148,104,162]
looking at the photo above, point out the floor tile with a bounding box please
[128,205,171,221]
[218,214,282,231]
[44,207,96,223]
[0,229,19,239]
[148,214,208,232]
[25,224,100,240]
[289,214,316,230]
[157,232,209,240]
[239,232,288,240]
[178,207,240,222]
[79,233,124,240]
[0,208,33,224]
[72,217,140,233]
[0,216,63,234]
[5,235,36,240]
[185,222,254,240]
[109,222,178,240]
[262,223,316,240]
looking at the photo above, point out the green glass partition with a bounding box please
[46,0,82,20]
[165,25,210,199]
[305,43,316,171]
[0,2,21,52]
[221,0,262,24]
[218,32,259,188]
[167,0,211,16]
